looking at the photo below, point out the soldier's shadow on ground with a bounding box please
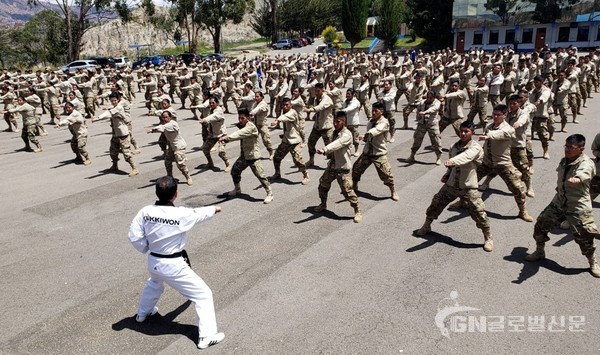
[406,231,482,252]
[503,247,588,284]
[269,177,303,186]
[85,170,129,179]
[50,159,83,169]
[355,190,389,201]
[294,206,354,224]
[111,300,196,343]
[480,187,514,198]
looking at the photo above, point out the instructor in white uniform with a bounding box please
[128,176,225,350]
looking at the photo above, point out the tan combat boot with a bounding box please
[268,149,274,160]
[390,186,399,201]
[353,206,362,223]
[416,218,433,236]
[228,183,241,196]
[184,172,193,186]
[435,153,442,166]
[542,147,550,160]
[264,189,274,204]
[518,205,533,222]
[224,160,231,173]
[587,255,600,278]
[128,162,139,177]
[301,172,310,185]
[33,142,43,153]
[526,181,535,198]
[525,243,546,261]
[483,228,493,252]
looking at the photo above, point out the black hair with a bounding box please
[155,176,177,203]
[566,134,585,147]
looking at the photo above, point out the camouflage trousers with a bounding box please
[70,134,89,160]
[165,149,189,178]
[532,117,550,149]
[273,141,307,174]
[439,116,463,137]
[110,135,133,163]
[352,154,394,188]
[511,147,530,188]
[411,123,442,155]
[298,115,306,143]
[467,106,488,131]
[403,104,418,126]
[476,163,526,207]
[318,164,359,207]
[223,91,240,112]
[568,93,579,116]
[526,138,533,167]
[84,96,95,118]
[308,127,333,157]
[231,157,271,192]
[127,122,139,150]
[201,122,209,144]
[384,111,396,137]
[552,105,568,127]
[425,185,490,231]
[256,124,273,153]
[359,99,372,120]
[202,137,228,165]
[347,125,360,152]
[534,202,598,257]
[4,112,17,129]
[489,94,501,108]
[21,124,38,146]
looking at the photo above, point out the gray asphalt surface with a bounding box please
[1,43,599,354]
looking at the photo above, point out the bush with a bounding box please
[322,25,338,43]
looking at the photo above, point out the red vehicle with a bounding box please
[298,37,309,46]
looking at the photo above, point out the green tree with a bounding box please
[321,25,338,43]
[27,0,134,61]
[406,0,452,48]
[375,0,403,51]
[196,0,255,53]
[250,0,273,40]
[341,0,369,49]
[529,0,578,23]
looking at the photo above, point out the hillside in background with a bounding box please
[0,0,260,57]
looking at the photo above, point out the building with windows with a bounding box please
[452,0,600,52]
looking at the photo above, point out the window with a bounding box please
[473,31,483,45]
[558,27,570,42]
[505,29,515,44]
[522,28,533,43]
[489,30,499,44]
[577,26,589,42]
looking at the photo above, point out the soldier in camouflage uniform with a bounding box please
[408,91,443,165]
[352,102,399,201]
[56,101,91,165]
[476,104,533,222]
[1,86,18,132]
[525,134,600,278]
[147,111,193,186]
[219,108,273,204]
[416,121,493,252]
[199,96,230,172]
[314,111,362,223]
[269,98,310,185]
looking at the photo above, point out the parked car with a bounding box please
[163,54,176,63]
[61,60,100,73]
[272,39,292,50]
[89,57,116,68]
[298,37,309,46]
[290,39,303,48]
[301,36,314,44]
[132,55,166,68]
[177,52,202,65]
[113,56,131,69]
[203,53,225,61]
